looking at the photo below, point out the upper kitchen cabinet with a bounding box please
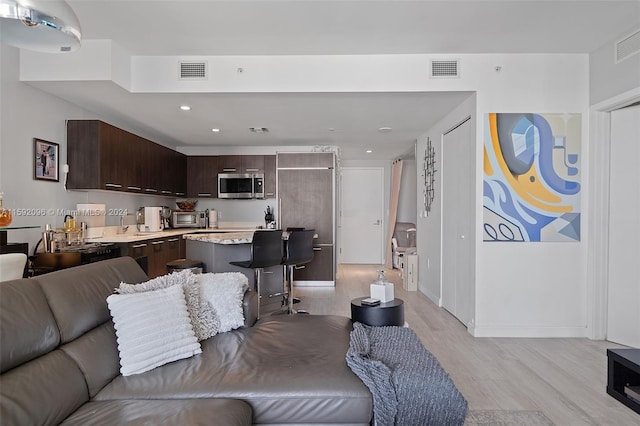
[147,142,187,197]
[218,155,265,173]
[264,155,276,198]
[170,149,187,197]
[277,152,334,169]
[187,155,275,198]
[67,120,126,191]
[187,156,218,198]
[66,120,186,196]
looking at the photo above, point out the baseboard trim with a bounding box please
[421,287,441,306]
[471,325,588,338]
[293,280,335,287]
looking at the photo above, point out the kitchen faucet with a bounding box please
[120,216,129,234]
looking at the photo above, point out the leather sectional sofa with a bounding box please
[0,257,372,425]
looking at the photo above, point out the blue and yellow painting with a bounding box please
[483,113,581,242]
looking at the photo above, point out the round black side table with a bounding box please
[350,297,405,326]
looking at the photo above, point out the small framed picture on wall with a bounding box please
[34,138,59,182]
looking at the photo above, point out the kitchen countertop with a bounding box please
[86,227,257,244]
[183,231,254,245]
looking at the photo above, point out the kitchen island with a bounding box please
[185,231,284,314]
[83,227,260,279]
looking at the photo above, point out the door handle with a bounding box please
[373,219,381,225]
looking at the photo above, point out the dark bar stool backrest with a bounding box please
[249,230,284,268]
[283,229,315,266]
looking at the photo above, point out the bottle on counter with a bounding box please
[0,192,12,227]
[265,206,275,229]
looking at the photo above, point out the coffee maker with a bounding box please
[136,207,164,233]
[160,206,172,229]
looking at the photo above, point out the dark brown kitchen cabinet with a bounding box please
[187,155,274,198]
[118,241,150,275]
[294,245,334,282]
[148,235,185,278]
[171,150,187,197]
[217,155,243,173]
[187,156,218,198]
[277,152,334,169]
[241,155,265,173]
[121,131,146,193]
[278,168,334,245]
[67,120,125,191]
[264,155,276,198]
[217,155,265,173]
[119,235,185,279]
[277,152,336,285]
[67,120,186,196]
[151,143,187,197]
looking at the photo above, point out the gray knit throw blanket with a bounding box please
[346,322,468,426]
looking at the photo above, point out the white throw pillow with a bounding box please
[199,272,249,333]
[107,285,202,376]
[117,270,219,340]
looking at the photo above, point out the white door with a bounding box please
[340,167,385,264]
[441,118,474,326]
[607,105,640,348]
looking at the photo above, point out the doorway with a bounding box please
[339,167,385,264]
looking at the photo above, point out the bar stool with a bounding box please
[229,230,283,319]
[166,258,204,274]
[281,229,315,315]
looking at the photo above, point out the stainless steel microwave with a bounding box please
[171,210,207,228]
[218,173,264,199]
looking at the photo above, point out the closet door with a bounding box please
[441,118,474,327]
[607,105,640,348]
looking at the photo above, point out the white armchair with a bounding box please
[391,222,416,270]
[0,253,27,281]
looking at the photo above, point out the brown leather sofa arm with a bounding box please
[242,289,258,328]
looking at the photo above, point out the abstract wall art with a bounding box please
[483,113,581,242]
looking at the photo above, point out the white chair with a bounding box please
[391,222,417,270]
[0,253,27,281]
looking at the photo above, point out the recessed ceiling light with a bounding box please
[180,105,191,111]
[366,150,373,154]
[378,127,392,132]
[211,128,220,132]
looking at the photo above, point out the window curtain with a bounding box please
[386,159,403,268]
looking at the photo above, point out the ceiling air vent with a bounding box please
[615,29,640,63]
[179,61,207,80]
[249,127,270,133]
[430,59,459,78]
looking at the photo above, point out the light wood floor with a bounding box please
[292,264,639,426]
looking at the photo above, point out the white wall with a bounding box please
[476,55,590,337]
[590,26,640,106]
[416,54,590,337]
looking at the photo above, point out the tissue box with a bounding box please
[370,282,394,303]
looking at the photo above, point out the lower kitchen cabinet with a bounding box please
[294,245,334,283]
[119,236,185,279]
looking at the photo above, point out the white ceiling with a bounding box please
[26,0,640,160]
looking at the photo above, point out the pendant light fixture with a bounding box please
[0,0,81,52]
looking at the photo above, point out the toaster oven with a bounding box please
[171,210,207,228]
